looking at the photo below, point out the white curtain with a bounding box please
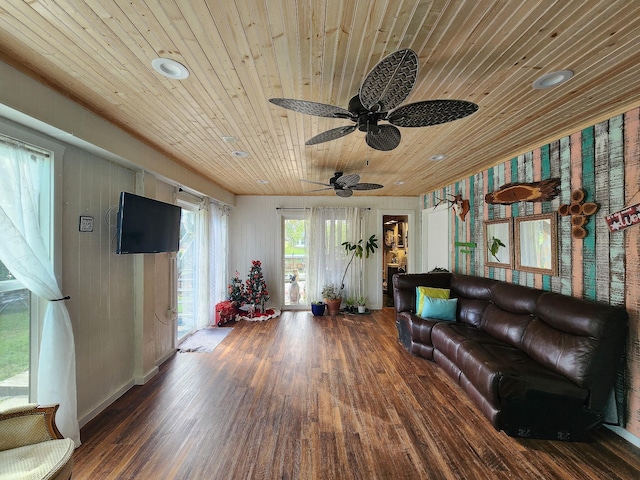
[0,141,80,445]
[305,207,363,302]
[195,204,210,329]
[209,203,229,317]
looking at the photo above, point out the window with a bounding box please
[0,134,52,408]
[283,217,307,307]
[177,206,198,341]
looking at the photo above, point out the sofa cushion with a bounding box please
[480,304,533,349]
[0,438,74,480]
[416,286,450,313]
[421,297,457,321]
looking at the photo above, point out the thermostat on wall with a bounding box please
[79,215,94,232]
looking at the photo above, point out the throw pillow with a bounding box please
[420,297,458,321]
[416,286,451,313]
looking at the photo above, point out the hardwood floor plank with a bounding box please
[73,309,640,479]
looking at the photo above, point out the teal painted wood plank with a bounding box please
[594,121,611,302]
[559,136,573,296]
[511,157,520,218]
[581,126,596,300]
[541,144,551,213]
[487,166,494,220]
[542,275,551,291]
[609,114,626,306]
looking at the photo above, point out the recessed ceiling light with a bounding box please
[532,70,573,89]
[257,180,269,184]
[394,181,405,185]
[231,150,249,158]
[222,136,237,143]
[151,58,189,80]
[429,154,447,161]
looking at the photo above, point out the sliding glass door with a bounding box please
[283,216,307,308]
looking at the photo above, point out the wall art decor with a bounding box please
[557,189,599,238]
[605,203,640,232]
[485,178,560,204]
[435,193,470,221]
[514,213,558,275]
[484,218,513,268]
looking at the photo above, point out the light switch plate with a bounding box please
[79,215,94,232]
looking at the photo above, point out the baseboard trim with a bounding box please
[134,366,159,385]
[78,379,135,429]
[605,424,640,448]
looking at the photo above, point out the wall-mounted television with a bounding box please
[116,192,182,254]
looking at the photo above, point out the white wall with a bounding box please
[229,196,420,310]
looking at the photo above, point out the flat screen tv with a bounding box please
[116,192,182,254]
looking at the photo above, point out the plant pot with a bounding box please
[311,303,325,316]
[324,298,342,315]
[358,305,366,314]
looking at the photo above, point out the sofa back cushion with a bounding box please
[450,274,497,327]
[479,283,543,347]
[522,292,628,398]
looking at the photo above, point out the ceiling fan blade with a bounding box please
[351,183,384,190]
[335,173,360,188]
[387,100,479,127]
[335,188,354,198]
[366,124,401,151]
[359,49,418,113]
[269,98,354,119]
[306,125,357,145]
[301,179,331,187]
[307,187,334,192]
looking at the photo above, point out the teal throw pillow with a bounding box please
[420,297,458,321]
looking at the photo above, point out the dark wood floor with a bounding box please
[73,309,640,479]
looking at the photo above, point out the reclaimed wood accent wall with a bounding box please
[421,107,640,438]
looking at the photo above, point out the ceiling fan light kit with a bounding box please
[269,49,479,151]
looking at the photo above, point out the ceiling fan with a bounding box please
[303,172,383,197]
[269,49,478,151]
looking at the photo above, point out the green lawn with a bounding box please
[0,308,29,381]
[285,246,305,256]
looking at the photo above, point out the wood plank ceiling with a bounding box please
[1,1,640,197]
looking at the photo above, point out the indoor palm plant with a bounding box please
[340,233,379,299]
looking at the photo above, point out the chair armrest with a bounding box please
[0,403,64,451]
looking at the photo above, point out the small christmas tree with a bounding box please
[227,271,245,307]
[245,260,269,311]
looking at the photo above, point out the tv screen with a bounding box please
[116,192,182,254]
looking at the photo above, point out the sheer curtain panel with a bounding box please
[305,207,363,302]
[0,141,80,445]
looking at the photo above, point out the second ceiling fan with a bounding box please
[269,49,478,151]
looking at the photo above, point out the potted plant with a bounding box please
[356,296,367,314]
[345,296,357,314]
[339,233,379,301]
[321,284,342,315]
[310,300,325,316]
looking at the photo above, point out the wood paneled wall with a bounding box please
[421,107,640,439]
[229,196,420,310]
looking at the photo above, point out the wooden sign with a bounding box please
[605,203,640,232]
[485,178,560,204]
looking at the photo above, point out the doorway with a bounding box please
[382,215,408,306]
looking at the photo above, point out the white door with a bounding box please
[421,206,450,272]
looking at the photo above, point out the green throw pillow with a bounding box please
[420,297,458,321]
[416,286,450,313]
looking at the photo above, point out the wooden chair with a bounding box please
[0,403,74,479]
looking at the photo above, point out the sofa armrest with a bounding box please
[0,403,64,451]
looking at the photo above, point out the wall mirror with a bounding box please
[484,218,513,268]
[514,213,558,275]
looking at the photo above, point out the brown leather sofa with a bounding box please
[394,272,628,441]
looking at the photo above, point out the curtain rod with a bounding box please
[276,207,371,211]
[0,134,51,158]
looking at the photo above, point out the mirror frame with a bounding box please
[514,212,558,275]
[484,218,513,268]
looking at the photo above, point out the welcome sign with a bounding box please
[605,203,640,232]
